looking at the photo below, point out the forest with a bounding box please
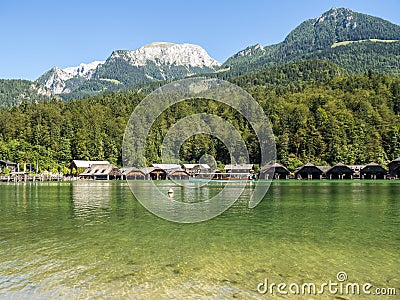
[0,59,399,173]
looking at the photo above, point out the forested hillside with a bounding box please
[0,80,52,109]
[222,8,400,78]
[0,60,399,172]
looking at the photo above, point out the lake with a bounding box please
[0,181,399,299]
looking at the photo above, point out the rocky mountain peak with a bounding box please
[109,42,221,68]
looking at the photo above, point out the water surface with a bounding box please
[0,181,399,299]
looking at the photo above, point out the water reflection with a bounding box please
[72,181,112,222]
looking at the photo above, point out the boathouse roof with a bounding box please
[260,162,290,174]
[151,164,182,171]
[80,164,120,176]
[326,163,353,175]
[0,160,17,166]
[182,164,210,169]
[71,160,110,169]
[224,164,254,170]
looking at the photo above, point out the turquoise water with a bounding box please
[0,181,399,299]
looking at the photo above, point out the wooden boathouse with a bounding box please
[388,158,400,179]
[294,163,323,180]
[121,167,146,180]
[80,164,122,180]
[325,163,354,179]
[259,162,290,179]
[360,163,387,179]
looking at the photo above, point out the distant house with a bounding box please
[0,160,17,173]
[80,164,122,180]
[325,163,354,179]
[360,163,387,179]
[224,164,254,174]
[121,167,146,180]
[182,164,211,176]
[388,158,400,179]
[295,163,323,180]
[259,162,290,180]
[70,160,110,175]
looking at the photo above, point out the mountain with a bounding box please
[5,7,400,104]
[96,42,221,85]
[37,61,103,94]
[37,42,221,98]
[0,79,53,109]
[222,7,400,77]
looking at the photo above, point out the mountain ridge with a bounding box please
[37,42,221,96]
[2,7,400,106]
[221,7,400,77]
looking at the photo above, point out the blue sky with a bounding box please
[1,0,399,80]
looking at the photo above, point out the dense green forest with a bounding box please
[0,80,52,109]
[0,59,399,173]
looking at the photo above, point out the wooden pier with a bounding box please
[0,174,64,183]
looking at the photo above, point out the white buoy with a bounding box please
[168,188,174,198]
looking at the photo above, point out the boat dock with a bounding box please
[0,174,64,182]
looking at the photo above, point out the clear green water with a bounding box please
[0,181,399,299]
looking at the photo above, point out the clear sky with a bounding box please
[1,0,399,80]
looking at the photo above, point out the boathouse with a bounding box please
[294,163,323,180]
[360,163,387,179]
[325,163,354,179]
[225,164,254,173]
[141,167,167,180]
[0,160,17,173]
[347,165,366,179]
[259,162,290,179]
[121,167,146,180]
[80,164,122,180]
[388,158,400,179]
[167,169,190,180]
[182,164,211,176]
[70,160,110,175]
